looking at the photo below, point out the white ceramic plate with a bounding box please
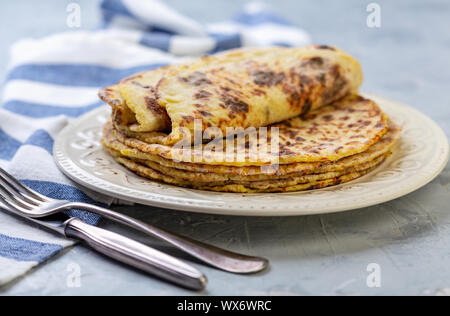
[54,94,449,216]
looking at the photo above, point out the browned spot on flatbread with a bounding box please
[179,72,212,86]
[322,65,348,103]
[252,89,266,96]
[196,110,213,118]
[220,86,243,97]
[181,115,195,123]
[284,68,316,115]
[225,77,238,85]
[301,99,312,116]
[316,73,326,84]
[316,45,336,51]
[131,81,151,89]
[220,94,249,118]
[288,91,301,106]
[301,57,325,69]
[250,70,286,87]
[375,120,385,128]
[194,90,212,100]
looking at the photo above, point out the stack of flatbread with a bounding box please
[99,45,401,193]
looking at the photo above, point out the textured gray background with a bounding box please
[0,0,449,296]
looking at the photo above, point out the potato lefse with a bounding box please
[99,45,401,193]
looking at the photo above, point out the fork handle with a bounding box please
[64,218,207,291]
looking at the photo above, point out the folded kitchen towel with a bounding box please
[0,0,311,286]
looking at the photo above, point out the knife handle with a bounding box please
[64,218,207,291]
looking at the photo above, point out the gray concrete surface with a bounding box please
[0,0,449,296]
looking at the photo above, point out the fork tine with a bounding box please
[0,182,35,212]
[0,175,42,207]
[0,174,42,207]
[0,167,47,203]
[0,197,33,217]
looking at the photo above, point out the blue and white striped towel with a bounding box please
[0,0,310,286]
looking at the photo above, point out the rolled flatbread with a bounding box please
[99,45,363,145]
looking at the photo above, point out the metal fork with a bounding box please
[0,176,207,290]
[0,167,268,274]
